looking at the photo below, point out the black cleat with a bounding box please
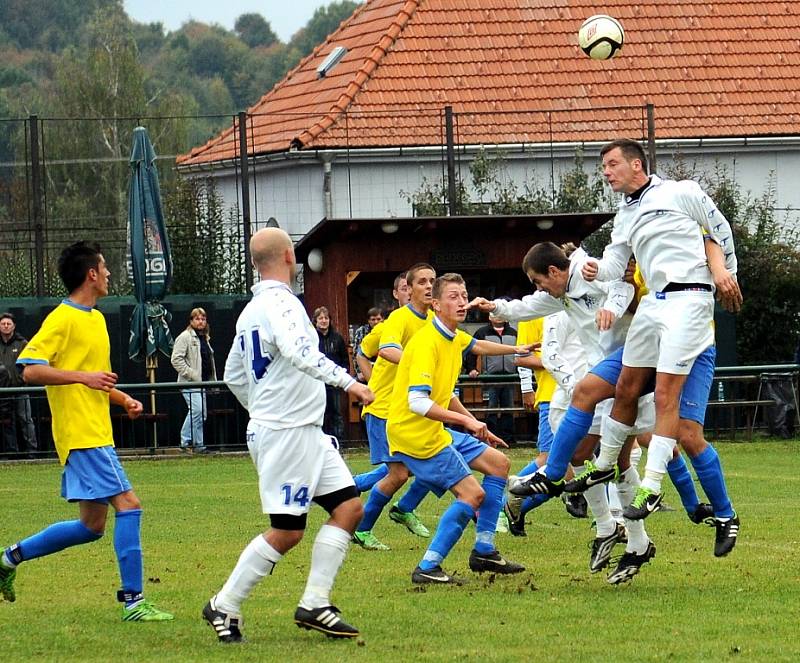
[294,605,359,638]
[589,522,626,573]
[503,500,527,537]
[563,493,589,519]
[607,541,656,585]
[713,514,740,557]
[689,502,715,524]
[563,461,618,494]
[509,473,564,497]
[203,596,244,643]
[468,549,525,575]
[622,487,663,521]
[411,565,460,584]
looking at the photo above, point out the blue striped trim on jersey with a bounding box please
[409,385,433,393]
[432,316,455,339]
[406,303,427,320]
[62,298,93,312]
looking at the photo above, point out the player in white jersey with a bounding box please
[202,228,374,643]
[581,138,742,520]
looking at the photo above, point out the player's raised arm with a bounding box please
[705,236,742,313]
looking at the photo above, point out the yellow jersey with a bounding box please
[387,317,475,459]
[517,318,555,408]
[358,321,383,361]
[17,300,114,464]
[363,304,432,419]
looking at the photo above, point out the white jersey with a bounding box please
[492,247,633,368]
[224,279,355,430]
[595,175,737,292]
[541,312,588,411]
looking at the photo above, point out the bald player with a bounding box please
[203,228,374,643]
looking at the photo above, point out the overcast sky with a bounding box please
[123,1,340,43]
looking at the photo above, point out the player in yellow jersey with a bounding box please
[352,264,436,550]
[0,242,173,621]
[387,274,529,584]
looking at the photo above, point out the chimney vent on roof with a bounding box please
[317,46,348,78]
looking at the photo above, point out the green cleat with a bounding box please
[352,530,390,551]
[122,600,175,622]
[495,509,510,534]
[0,563,16,603]
[388,505,430,538]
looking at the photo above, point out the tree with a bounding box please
[289,1,361,56]
[235,14,278,49]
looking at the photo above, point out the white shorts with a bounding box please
[596,395,654,437]
[549,400,606,437]
[247,421,354,516]
[622,291,714,375]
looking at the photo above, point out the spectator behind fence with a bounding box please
[0,312,38,457]
[352,307,383,380]
[170,308,216,454]
[465,311,518,442]
[313,306,350,442]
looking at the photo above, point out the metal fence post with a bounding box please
[646,103,657,174]
[29,114,45,296]
[444,106,457,216]
[237,111,253,290]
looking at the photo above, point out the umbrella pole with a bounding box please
[146,355,158,450]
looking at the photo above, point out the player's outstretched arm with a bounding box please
[346,381,374,405]
[22,363,117,391]
[110,389,143,420]
[472,339,536,357]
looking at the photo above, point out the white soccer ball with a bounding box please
[578,14,624,60]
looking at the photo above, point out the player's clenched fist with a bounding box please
[467,297,496,312]
[348,381,375,405]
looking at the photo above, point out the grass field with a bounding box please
[1,442,800,662]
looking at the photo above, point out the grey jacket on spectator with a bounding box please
[171,327,217,383]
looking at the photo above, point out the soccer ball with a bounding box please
[578,14,624,60]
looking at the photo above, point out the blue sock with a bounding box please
[357,486,392,533]
[419,500,474,571]
[114,509,144,604]
[354,464,389,493]
[475,476,506,554]
[396,478,430,513]
[667,455,700,515]
[690,446,734,518]
[545,406,594,481]
[13,520,102,563]
[520,493,551,516]
[518,459,541,477]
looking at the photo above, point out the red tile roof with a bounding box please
[178,0,800,166]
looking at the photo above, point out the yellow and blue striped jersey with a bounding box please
[387,317,475,459]
[17,300,114,464]
[363,304,432,419]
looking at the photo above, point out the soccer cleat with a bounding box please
[411,565,459,584]
[202,596,244,643]
[607,541,656,585]
[352,530,390,551]
[0,563,16,602]
[563,460,618,494]
[294,605,359,638]
[689,502,715,524]
[713,514,740,557]
[121,600,175,622]
[509,473,564,497]
[503,499,526,537]
[563,493,589,519]
[623,487,663,520]
[589,522,626,573]
[495,510,510,534]
[468,549,525,574]
[388,505,430,538]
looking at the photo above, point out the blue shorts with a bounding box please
[447,428,489,464]
[589,346,716,424]
[392,444,472,498]
[61,446,132,503]
[536,402,553,452]
[366,414,394,465]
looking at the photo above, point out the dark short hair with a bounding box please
[0,312,14,323]
[393,272,407,290]
[600,138,648,171]
[367,307,382,318]
[57,241,102,294]
[313,306,330,322]
[521,242,570,276]
[432,273,465,300]
[406,262,436,286]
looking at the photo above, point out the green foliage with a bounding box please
[234,14,278,49]
[290,1,361,54]
[163,177,244,295]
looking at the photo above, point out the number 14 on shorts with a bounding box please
[280,483,311,507]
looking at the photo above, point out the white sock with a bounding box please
[596,417,633,470]
[607,482,623,521]
[569,464,584,480]
[299,524,351,610]
[617,467,650,554]
[0,551,16,569]
[641,435,677,492]
[585,482,616,537]
[629,445,643,470]
[216,534,282,614]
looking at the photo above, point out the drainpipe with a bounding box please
[321,152,333,218]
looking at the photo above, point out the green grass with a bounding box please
[2,442,800,662]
